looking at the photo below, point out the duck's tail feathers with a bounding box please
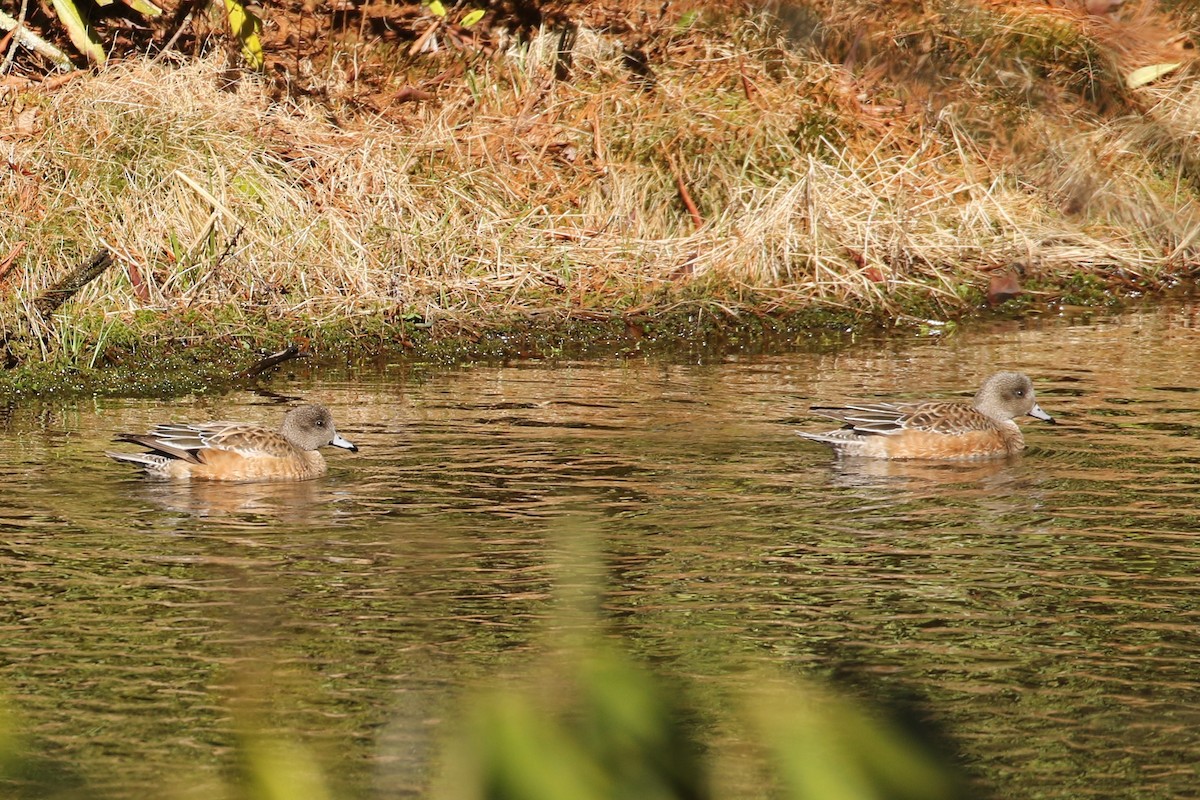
[795,430,862,445]
[106,450,169,470]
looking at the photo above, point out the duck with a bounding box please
[106,404,358,480]
[797,371,1055,460]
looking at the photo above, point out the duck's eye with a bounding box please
[1014,389,1024,397]
[315,420,325,427]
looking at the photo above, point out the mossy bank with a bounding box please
[0,287,1130,403]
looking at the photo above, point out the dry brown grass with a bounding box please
[2,1,1200,365]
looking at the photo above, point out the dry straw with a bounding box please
[1,3,1198,360]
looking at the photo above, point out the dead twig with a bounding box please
[0,241,25,286]
[663,150,703,229]
[554,23,577,81]
[409,20,443,56]
[182,224,245,307]
[152,0,205,64]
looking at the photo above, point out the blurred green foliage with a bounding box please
[438,648,710,800]
[436,643,968,800]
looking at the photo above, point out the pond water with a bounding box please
[2,301,1200,798]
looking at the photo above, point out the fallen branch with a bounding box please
[33,250,115,317]
[238,343,303,379]
[0,8,75,72]
[2,249,113,368]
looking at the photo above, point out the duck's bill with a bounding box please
[1028,404,1056,424]
[331,434,359,452]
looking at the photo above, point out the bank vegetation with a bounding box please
[1,0,1199,391]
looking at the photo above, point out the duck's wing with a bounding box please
[113,426,205,463]
[809,401,991,436]
[114,421,269,462]
[808,402,911,435]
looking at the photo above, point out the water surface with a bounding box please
[3,303,1200,798]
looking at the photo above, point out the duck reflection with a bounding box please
[826,454,1026,489]
[132,477,351,522]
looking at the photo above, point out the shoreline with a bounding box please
[0,288,1152,402]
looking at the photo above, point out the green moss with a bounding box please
[0,303,875,402]
[1048,272,1122,307]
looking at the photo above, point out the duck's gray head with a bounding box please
[973,372,1055,424]
[281,404,359,452]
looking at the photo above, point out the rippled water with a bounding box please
[3,302,1200,798]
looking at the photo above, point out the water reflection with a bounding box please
[822,453,1027,488]
[2,302,1200,798]
[128,477,352,521]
